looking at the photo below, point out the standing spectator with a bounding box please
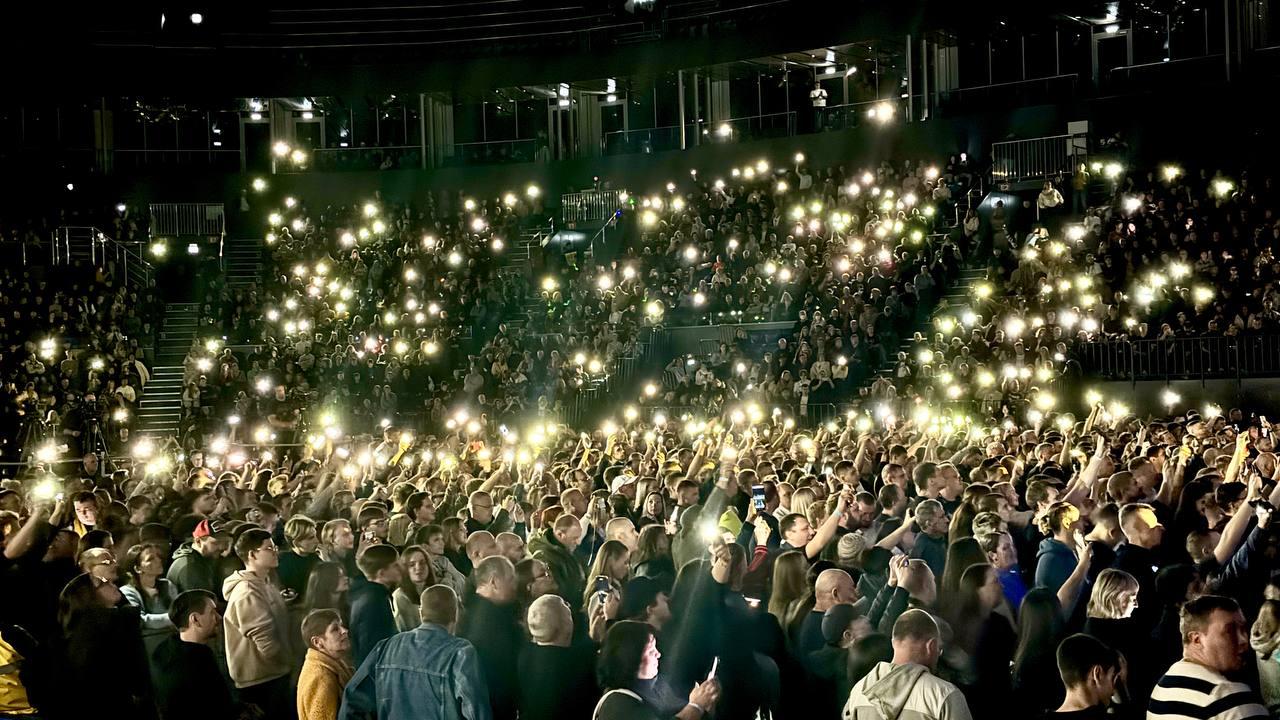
[843,609,972,720]
[56,572,156,718]
[349,544,402,668]
[517,595,597,720]
[392,545,437,632]
[594,620,719,720]
[297,609,354,720]
[168,519,228,598]
[529,514,587,610]
[223,528,293,719]
[1046,634,1121,719]
[152,590,238,720]
[340,585,490,720]
[1148,595,1266,720]
[119,542,179,671]
[279,516,322,599]
[460,556,521,720]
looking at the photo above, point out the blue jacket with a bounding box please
[350,581,400,669]
[340,623,491,720]
[1034,537,1076,593]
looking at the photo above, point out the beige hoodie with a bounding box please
[222,569,291,688]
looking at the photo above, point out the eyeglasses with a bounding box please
[472,503,493,510]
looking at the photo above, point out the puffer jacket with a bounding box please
[222,569,292,688]
[842,661,972,720]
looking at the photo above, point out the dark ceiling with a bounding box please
[4,0,1173,96]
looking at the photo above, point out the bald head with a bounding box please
[605,517,638,551]
[466,531,496,563]
[527,594,573,646]
[496,532,526,564]
[814,568,856,612]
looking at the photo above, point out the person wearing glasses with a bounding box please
[223,528,293,719]
[466,490,517,535]
[56,572,154,717]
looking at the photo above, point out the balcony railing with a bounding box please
[1077,335,1280,381]
[991,132,1086,183]
[149,203,226,240]
[560,189,626,226]
[447,138,539,167]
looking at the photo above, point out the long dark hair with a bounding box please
[939,537,985,599]
[597,620,654,690]
[303,561,350,620]
[120,542,166,589]
[1013,588,1065,673]
[631,524,671,569]
[949,562,995,651]
[397,545,436,605]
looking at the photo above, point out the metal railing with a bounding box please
[701,111,796,142]
[52,226,154,290]
[561,189,626,226]
[1077,335,1280,381]
[603,111,797,156]
[991,132,1087,183]
[111,149,242,171]
[816,98,906,133]
[312,145,422,172]
[1106,55,1225,90]
[936,74,1079,115]
[149,203,226,239]
[447,138,539,167]
[602,124,685,156]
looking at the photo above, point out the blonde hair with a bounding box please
[284,516,317,546]
[1087,568,1139,619]
[790,487,816,518]
[1037,501,1080,537]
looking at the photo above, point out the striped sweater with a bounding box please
[1147,660,1268,720]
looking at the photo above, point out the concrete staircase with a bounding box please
[224,237,264,289]
[136,302,201,438]
[870,265,989,376]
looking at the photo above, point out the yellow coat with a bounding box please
[297,648,354,720]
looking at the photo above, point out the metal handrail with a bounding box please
[149,203,226,239]
[53,226,154,290]
[940,73,1079,96]
[561,189,625,225]
[991,132,1086,183]
[1077,335,1280,381]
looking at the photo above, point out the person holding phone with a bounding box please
[595,621,720,720]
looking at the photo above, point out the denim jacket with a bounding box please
[340,623,491,720]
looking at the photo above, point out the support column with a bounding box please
[906,34,914,121]
[576,91,602,158]
[677,70,687,150]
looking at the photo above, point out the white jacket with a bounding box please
[843,662,972,720]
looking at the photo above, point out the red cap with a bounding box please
[193,519,213,539]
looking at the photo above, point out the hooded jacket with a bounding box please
[167,543,220,597]
[1033,537,1077,593]
[222,569,292,688]
[842,661,972,720]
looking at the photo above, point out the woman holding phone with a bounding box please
[595,620,720,720]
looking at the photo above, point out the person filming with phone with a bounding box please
[595,620,720,720]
